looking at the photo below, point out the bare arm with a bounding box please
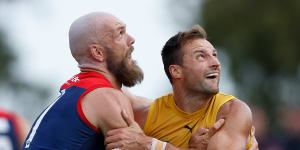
[105,110,181,150]
[105,109,225,150]
[122,88,152,128]
[207,99,252,150]
[105,98,258,150]
[81,87,137,136]
[122,88,152,107]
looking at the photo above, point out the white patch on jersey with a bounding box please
[0,118,10,133]
[71,76,79,82]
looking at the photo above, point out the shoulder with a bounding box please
[90,87,124,98]
[154,93,174,106]
[122,88,152,108]
[140,93,174,129]
[81,87,133,132]
[133,105,150,129]
[217,98,252,138]
[217,98,252,121]
[82,87,130,115]
[85,87,130,106]
[208,99,253,149]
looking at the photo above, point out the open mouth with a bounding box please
[126,47,134,64]
[205,73,218,79]
[127,54,134,64]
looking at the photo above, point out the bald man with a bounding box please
[22,12,143,149]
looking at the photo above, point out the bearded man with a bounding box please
[22,12,143,150]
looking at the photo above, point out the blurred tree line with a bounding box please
[0,30,49,101]
[0,0,50,120]
[171,0,300,133]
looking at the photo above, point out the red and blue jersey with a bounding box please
[0,109,21,150]
[22,72,114,150]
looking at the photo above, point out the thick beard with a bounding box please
[106,48,144,87]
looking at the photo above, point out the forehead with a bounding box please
[182,38,216,54]
[97,16,126,42]
[105,16,126,31]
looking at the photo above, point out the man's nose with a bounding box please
[210,56,220,68]
[127,34,135,45]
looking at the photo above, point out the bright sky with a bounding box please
[1,0,176,99]
[0,0,235,120]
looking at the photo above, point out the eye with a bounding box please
[196,54,204,60]
[119,31,124,38]
[213,53,218,57]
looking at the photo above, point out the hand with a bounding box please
[189,119,225,150]
[248,126,259,150]
[105,110,152,150]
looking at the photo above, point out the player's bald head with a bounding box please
[68,12,118,64]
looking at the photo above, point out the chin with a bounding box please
[214,89,219,94]
[209,88,219,95]
[200,88,219,96]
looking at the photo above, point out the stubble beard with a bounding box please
[186,76,220,97]
[198,70,221,96]
[200,79,220,95]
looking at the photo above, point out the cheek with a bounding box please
[192,65,205,75]
[118,38,129,47]
[185,68,204,81]
[113,39,128,49]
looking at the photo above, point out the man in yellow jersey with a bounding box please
[105,25,258,150]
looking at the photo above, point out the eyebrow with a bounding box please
[193,50,205,54]
[117,24,126,30]
[192,49,217,55]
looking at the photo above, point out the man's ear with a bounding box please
[169,64,182,80]
[89,44,105,62]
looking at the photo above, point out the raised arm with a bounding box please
[207,99,252,150]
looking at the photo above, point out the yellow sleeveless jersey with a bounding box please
[143,93,252,149]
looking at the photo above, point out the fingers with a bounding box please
[189,126,209,149]
[207,119,225,138]
[248,126,259,150]
[193,126,209,136]
[105,134,123,144]
[251,126,255,136]
[106,140,125,150]
[121,110,134,127]
[248,136,259,150]
[105,133,128,150]
[107,128,123,137]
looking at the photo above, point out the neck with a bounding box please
[79,64,122,89]
[172,84,213,113]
